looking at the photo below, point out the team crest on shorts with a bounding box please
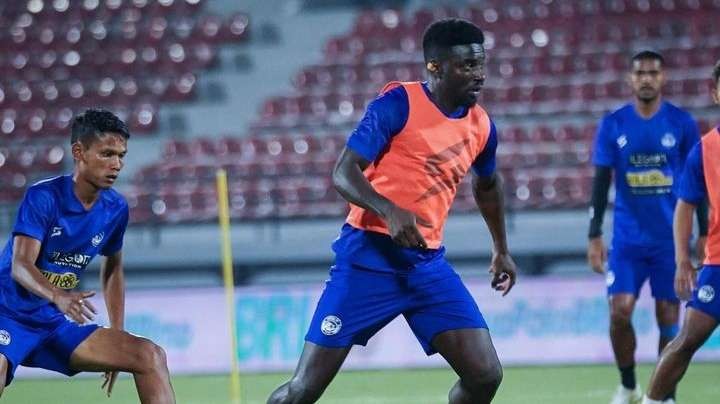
[698,285,715,303]
[0,330,11,346]
[606,270,615,286]
[321,315,342,336]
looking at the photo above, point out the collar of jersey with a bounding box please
[61,174,104,213]
[420,82,469,119]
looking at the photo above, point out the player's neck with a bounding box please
[634,96,662,119]
[72,172,100,209]
[427,81,463,115]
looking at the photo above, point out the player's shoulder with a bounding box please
[25,175,65,203]
[606,103,634,120]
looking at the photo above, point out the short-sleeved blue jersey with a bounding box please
[678,140,706,204]
[0,175,128,323]
[592,101,699,247]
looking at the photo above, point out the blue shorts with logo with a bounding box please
[0,313,99,385]
[305,257,487,355]
[606,242,678,302]
[687,265,720,321]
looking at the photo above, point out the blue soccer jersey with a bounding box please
[0,175,128,324]
[593,101,699,247]
[334,82,497,271]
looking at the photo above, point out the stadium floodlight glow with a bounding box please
[53,0,69,12]
[338,100,354,116]
[11,53,28,69]
[48,146,64,164]
[169,43,186,63]
[68,81,84,98]
[159,0,173,6]
[484,32,495,50]
[0,152,5,168]
[83,0,99,11]
[18,85,32,102]
[483,8,498,23]
[106,0,122,10]
[510,33,524,48]
[0,88,4,103]
[66,27,81,44]
[141,47,158,62]
[1,118,14,134]
[99,78,116,96]
[27,0,44,14]
[63,50,80,66]
[121,48,137,64]
[10,27,26,44]
[39,27,54,44]
[12,173,27,188]
[185,0,200,5]
[29,116,44,132]
[90,21,107,40]
[16,13,33,28]
[381,10,399,29]
[531,29,549,47]
[138,109,153,126]
[43,84,58,101]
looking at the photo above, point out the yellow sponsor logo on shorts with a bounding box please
[41,270,79,289]
[625,170,673,187]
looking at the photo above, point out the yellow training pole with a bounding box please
[216,169,242,404]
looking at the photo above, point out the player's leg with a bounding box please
[0,354,7,397]
[267,342,350,404]
[648,244,681,354]
[268,263,405,403]
[645,307,717,400]
[67,327,174,404]
[404,260,499,403]
[433,329,502,404]
[606,243,646,402]
[645,266,720,401]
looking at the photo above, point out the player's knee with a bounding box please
[610,304,633,324]
[135,339,168,373]
[286,376,325,403]
[463,358,503,395]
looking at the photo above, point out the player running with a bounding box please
[0,109,175,403]
[267,18,516,404]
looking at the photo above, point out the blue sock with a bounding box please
[619,364,636,389]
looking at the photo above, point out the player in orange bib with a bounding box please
[268,18,517,404]
[642,61,720,404]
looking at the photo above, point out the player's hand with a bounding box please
[587,237,607,274]
[489,252,517,296]
[52,290,97,324]
[696,236,707,264]
[674,259,698,301]
[102,370,119,397]
[384,205,431,249]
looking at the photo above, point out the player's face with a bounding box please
[438,43,486,107]
[73,132,127,190]
[713,79,720,105]
[629,59,664,102]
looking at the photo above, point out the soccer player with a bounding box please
[267,18,516,404]
[642,60,720,404]
[587,50,705,404]
[0,109,175,403]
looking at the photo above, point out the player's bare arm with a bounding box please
[11,235,96,324]
[587,166,612,274]
[100,251,126,396]
[333,147,429,249]
[472,172,516,295]
[673,200,697,300]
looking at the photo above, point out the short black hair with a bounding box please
[71,108,130,146]
[713,59,720,85]
[422,18,484,62]
[631,50,664,67]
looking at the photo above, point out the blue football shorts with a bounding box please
[305,257,487,355]
[687,265,720,322]
[606,242,678,302]
[0,314,99,385]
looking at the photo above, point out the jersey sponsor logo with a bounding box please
[698,285,715,303]
[606,270,615,287]
[49,251,92,270]
[629,153,667,167]
[51,226,63,237]
[41,270,80,289]
[416,139,470,202]
[625,170,673,188]
[0,330,10,345]
[617,135,628,148]
[661,133,676,148]
[321,315,342,336]
[91,232,104,247]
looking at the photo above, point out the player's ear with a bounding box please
[71,141,84,162]
[426,60,441,76]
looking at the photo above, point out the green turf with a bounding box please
[6,363,720,403]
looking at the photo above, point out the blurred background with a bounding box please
[1,0,719,403]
